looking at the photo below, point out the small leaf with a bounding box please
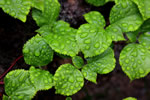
[120,43,150,80]
[110,0,143,32]
[43,21,79,57]
[132,0,150,20]
[4,70,36,100]
[72,56,84,69]
[32,0,60,26]
[23,34,54,66]
[76,24,112,58]
[54,64,84,96]
[82,48,116,83]
[123,97,137,100]
[139,32,150,49]
[0,0,32,22]
[2,95,9,100]
[29,66,53,91]
[84,11,106,27]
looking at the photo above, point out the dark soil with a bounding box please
[0,0,150,100]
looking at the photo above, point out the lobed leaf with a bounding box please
[29,66,53,91]
[120,43,150,80]
[43,21,79,57]
[32,0,60,27]
[23,34,54,66]
[4,70,36,100]
[54,64,84,96]
[0,0,32,22]
[82,48,116,83]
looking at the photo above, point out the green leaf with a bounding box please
[66,97,72,100]
[72,56,84,69]
[126,31,138,42]
[4,70,36,100]
[106,24,125,41]
[0,0,32,22]
[2,95,9,100]
[84,11,106,27]
[110,0,143,32]
[32,0,60,26]
[123,97,137,100]
[23,34,54,66]
[132,0,150,20]
[29,66,53,91]
[120,43,150,80]
[139,32,150,49]
[77,24,112,58]
[43,21,79,57]
[82,48,116,83]
[54,64,84,96]
[137,18,150,33]
[32,0,44,11]
[85,0,112,6]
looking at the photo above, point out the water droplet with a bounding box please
[121,3,127,8]
[131,58,135,62]
[85,46,90,50]
[77,77,83,82]
[94,43,100,48]
[35,50,40,56]
[11,12,16,16]
[139,68,144,74]
[83,72,87,77]
[70,86,74,89]
[23,48,29,53]
[80,33,88,38]
[67,40,70,44]
[128,25,134,30]
[125,59,129,64]
[7,1,11,4]
[126,67,130,70]
[113,29,118,32]
[84,39,91,44]
[133,63,137,68]
[18,95,24,99]
[95,50,99,55]
[90,29,96,33]
[54,35,58,39]
[75,83,79,87]
[44,80,48,84]
[122,23,127,27]
[102,69,109,73]
[69,77,74,82]
[138,60,142,64]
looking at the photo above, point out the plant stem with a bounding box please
[0,55,23,80]
[0,82,4,85]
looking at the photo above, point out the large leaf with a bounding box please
[139,32,150,49]
[32,0,60,26]
[29,66,54,91]
[107,0,143,41]
[120,43,150,80]
[4,70,36,100]
[23,34,54,66]
[132,0,150,20]
[77,24,112,58]
[54,64,84,96]
[0,0,32,22]
[82,48,116,83]
[43,21,79,57]
[76,11,112,58]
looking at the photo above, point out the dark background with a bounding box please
[0,0,150,100]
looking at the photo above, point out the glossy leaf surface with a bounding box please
[54,64,84,96]
[82,48,116,83]
[23,34,54,66]
[120,43,150,80]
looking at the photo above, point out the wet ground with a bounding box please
[0,0,150,100]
